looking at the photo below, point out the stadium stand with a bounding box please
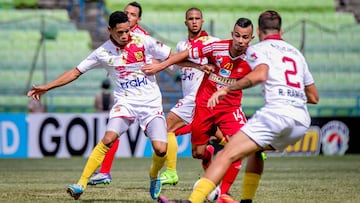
[0,0,359,116]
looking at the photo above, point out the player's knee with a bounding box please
[102,132,118,147]
[154,148,167,157]
[191,151,203,159]
[153,142,167,157]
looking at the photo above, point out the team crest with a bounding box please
[134,51,143,61]
[248,52,258,62]
[321,120,349,155]
[215,55,223,66]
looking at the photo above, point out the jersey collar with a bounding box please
[189,30,209,41]
[109,35,132,49]
[264,34,282,40]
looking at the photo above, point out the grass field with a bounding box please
[0,156,359,203]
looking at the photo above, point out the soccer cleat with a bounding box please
[66,184,84,200]
[150,176,162,200]
[202,145,215,170]
[88,172,112,185]
[160,170,179,185]
[157,195,192,203]
[216,193,238,203]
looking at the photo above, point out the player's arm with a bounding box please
[176,61,214,74]
[207,64,268,108]
[142,50,189,75]
[27,67,82,100]
[305,84,319,104]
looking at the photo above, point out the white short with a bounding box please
[170,96,195,124]
[109,101,165,131]
[241,108,308,151]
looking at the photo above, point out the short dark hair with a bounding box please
[258,10,282,33]
[128,1,142,17]
[185,7,202,19]
[234,17,253,30]
[109,11,129,28]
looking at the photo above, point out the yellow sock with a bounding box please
[77,141,109,189]
[189,178,216,203]
[166,132,177,171]
[241,172,261,200]
[149,152,166,178]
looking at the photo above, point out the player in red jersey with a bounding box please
[88,1,150,186]
[142,17,254,203]
[158,10,319,203]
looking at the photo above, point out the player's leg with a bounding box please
[190,106,215,169]
[147,116,168,200]
[88,138,119,185]
[160,111,186,185]
[215,108,246,202]
[189,130,260,203]
[67,117,130,199]
[240,151,264,203]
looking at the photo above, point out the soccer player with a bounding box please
[27,11,172,200]
[157,10,319,203]
[159,7,219,186]
[88,1,150,186]
[142,17,255,203]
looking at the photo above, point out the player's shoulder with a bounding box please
[195,35,220,44]
[132,25,149,35]
[95,40,115,54]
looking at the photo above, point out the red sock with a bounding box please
[201,145,214,170]
[220,159,242,194]
[99,138,120,174]
[174,124,191,136]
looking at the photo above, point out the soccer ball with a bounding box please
[193,180,221,202]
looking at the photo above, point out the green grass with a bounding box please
[0,156,359,202]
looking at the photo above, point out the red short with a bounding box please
[191,106,247,145]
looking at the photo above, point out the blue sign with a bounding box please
[0,113,27,158]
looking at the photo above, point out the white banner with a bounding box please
[27,113,151,158]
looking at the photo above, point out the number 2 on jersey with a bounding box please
[282,56,300,88]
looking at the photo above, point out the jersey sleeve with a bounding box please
[77,48,103,73]
[302,57,315,86]
[145,35,171,61]
[245,45,269,70]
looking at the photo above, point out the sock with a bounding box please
[77,141,109,189]
[189,178,216,203]
[99,138,120,174]
[241,173,261,201]
[201,145,214,171]
[149,152,166,178]
[174,124,191,135]
[220,159,241,194]
[166,132,178,171]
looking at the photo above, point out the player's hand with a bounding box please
[141,64,161,75]
[207,87,229,109]
[27,84,47,100]
[199,64,215,74]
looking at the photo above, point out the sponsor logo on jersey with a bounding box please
[219,68,231,77]
[321,120,349,155]
[120,77,148,89]
[209,73,235,86]
[134,51,143,61]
